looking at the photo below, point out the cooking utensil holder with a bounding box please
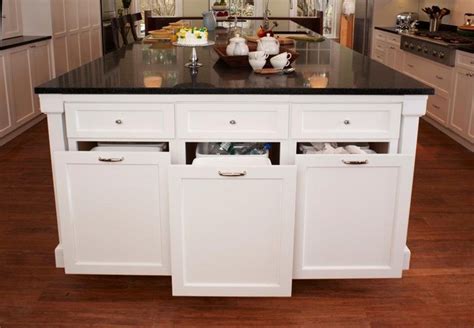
[429,18,441,32]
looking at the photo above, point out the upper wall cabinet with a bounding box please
[2,0,23,40]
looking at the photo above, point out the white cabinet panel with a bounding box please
[53,35,69,76]
[294,154,413,278]
[89,0,101,28]
[79,30,91,65]
[65,103,175,140]
[51,0,66,35]
[0,54,12,137]
[176,103,289,139]
[90,28,102,61]
[9,46,34,124]
[66,33,81,70]
[169,165,296,296]
[427,93,449,125]
[450,68,474,142]
[53,151,171,275]
[2,0,23,39]
[292,103,401,140]
[65,0,79,32]
[78,0,90,30]
[29,42,52,113]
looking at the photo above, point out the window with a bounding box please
[294,0,340,38]
[140,0,176,16]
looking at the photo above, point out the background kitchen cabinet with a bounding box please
[9,46,34,125]
[0,54,12,137]
[29,42,53,113]
[54,151,171,275]
[294,154,413,279]
[450,68,474,143]
[2,0,23,40]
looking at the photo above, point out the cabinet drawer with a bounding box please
[176,103,289,139]
[291,104,401,140]
[65,103,175,139]
[425,64,452,93]
[456,51,474,70]
[386,34,401,45]
[373,49,385,63]
[427,94,449,125]
[374,30,387,42]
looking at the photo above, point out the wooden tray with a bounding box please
[213,45,299,69]
[245,35,295,45]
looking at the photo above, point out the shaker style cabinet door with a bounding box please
[169,165,297,296]
[450,68,474,142]
[293,154,413,279]
[9,46,35,125]
[53,151,171,275]
[2,0,23,39]
[29,42,52,113]
[0,54,13,137]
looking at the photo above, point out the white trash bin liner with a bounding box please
[193,142,272,166]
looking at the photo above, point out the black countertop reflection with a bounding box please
[0,35,52,51]
[36,21,433,95]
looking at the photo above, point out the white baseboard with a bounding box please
[55,244,65,268]
[422,117,474,152]
[403,246,411,270]
[0,114,46,147]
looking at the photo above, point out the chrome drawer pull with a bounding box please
[432,104,440,109]
[115,119,123,124]
[342,160,369,165]
[408,64,414,68]
[218,171,247,177]
[344,119,351,125]
[435,75,443,80]
[229,120,237,125]
[99,157,124,163]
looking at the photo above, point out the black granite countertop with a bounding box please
[374,27,400,35]
[0,35,52,51]
[36,20,433,95]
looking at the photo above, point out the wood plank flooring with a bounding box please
[0,119,473,327]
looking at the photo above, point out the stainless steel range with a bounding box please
[401,31,474,66]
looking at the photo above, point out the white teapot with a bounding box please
[257,33,280,55]
[226,34,249,56]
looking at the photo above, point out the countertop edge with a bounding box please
[0,35,52,51]
[35,87,435,96]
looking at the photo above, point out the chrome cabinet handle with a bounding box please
[115,119,123,124]
[342,160,369,165]
[229,120,236,125]
[432,104,440,109]
[470,61,474,65]
[435,75,443,80]
[99,157,124,163]
[408,64,414,68]
[2,15,6,19]
[218,171,247,177]
[344,119,351,125]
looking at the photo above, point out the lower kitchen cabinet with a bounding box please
[9,46,35,125]
[169,165,297,296]
[450,67,474,143]
[53,150,171,275]
[293,154,413,279]
[0,54,12,137]
[29,42,53,113]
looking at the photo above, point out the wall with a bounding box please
[183,0,209,16]
[417,0,473,25]
[372,0,419,26]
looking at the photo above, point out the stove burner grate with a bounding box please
[413,31,473,45]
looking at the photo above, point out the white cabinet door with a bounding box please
[169,165,296,296]
[53,151,171,275]
[2,0,23,39]
[29,42,52,113]
[450,68,474,142]
[9,46,35,125]
[0,53,12,137]
[294,154,413,279]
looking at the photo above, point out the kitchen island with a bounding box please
[36,20,433,297]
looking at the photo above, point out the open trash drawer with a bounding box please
[293,154,414,279]
[53,148,171,275]
[169,159,297,297]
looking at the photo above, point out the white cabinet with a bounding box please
[2,0,23,40]
[169,165,297,296]
[450,68,474,143]
[371,31,404,72]
[53,150,171,275]
[0,53,12,137]
[9,45,34,125]
[293,154,413,278]
[29,42,52,113]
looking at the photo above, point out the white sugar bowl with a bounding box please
[226,34,250,56]
[257,33,280,55]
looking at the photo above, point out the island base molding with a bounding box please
[40,94,427,297]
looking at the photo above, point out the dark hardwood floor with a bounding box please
[0,119,473,327]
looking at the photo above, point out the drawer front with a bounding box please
[373,49,386,63]
[404,54,452,92]
[427,94,449,125]
[176,103,289,139]
[456,51,474,70]
[291,104,402,140]
[65,103,175,139]
[386,34,401,45]
[374,30,387,42]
